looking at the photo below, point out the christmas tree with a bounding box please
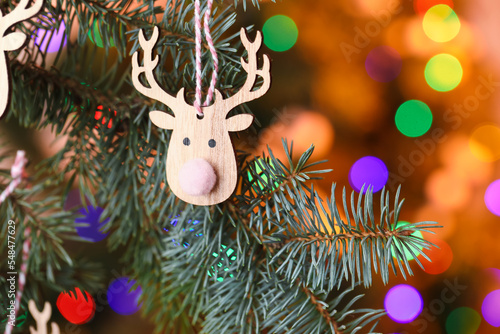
[0,0,440,333]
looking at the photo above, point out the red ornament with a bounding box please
[95,105,116,129]
[56,287,96,324]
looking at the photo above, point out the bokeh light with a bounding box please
[425,169,470,210]
[208,244,237,282]
[421,238,453,275]
[414,0,454,15]
[56,288,95,325]
[446,307,481,334]
[425,54,463,92]
[354,0,391,14]
[163,216,202,248]
[348,156,388,193]
[395,100,433,137]
[415,205,456,239]
[482,290,500,327]
[469,124,500,162]
[391,221,424,261]
[262,15,298,52]
[365,46,402,82]
[35,20,67,53]
[422,5,460,43]
[485,180,500,216]
[247,159,279,191]
[385,284,423,323]
[441,134,494,185]
[88,20,115,48]
[255,110,334,162]
[163,219,235,282]
[107,277,143,315]
[74,205,109,242]
[95,106,117,129]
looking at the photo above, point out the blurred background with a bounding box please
[1,0,500,333]
[250,0,500,333]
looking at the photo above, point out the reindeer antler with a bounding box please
[222,28,271,112]
[131,27,186,112]
[0,0,44,35]
[0,0,44,119]
[28,300,60,334]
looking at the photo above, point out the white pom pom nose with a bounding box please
[178,158,217,196]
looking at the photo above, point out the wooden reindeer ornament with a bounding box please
[132,27,271,205]
[0,0,44,118]
[28,300,60,334]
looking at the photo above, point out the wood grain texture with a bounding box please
[132,26,271,206]
[0,0,44,118]
[28,300,60,334]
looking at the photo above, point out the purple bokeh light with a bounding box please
[485,179,500,216]
[35,20,67,53]
[349,156,389,193]
[107,277,143,315]
[65,189,108,242]
[365,46,402,82]
[74,205,109,242]
[385,284,423,323]
[482,290,500,327]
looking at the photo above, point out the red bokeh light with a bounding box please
[95,105,116,129]
[420,238,454,275]
[56,287,96,324]
[414,0,454,15]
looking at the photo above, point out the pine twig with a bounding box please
[301,284,343,334]
[286,228,414,244]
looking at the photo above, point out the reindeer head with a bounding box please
[132,27,271,205]
[0,0,44,118]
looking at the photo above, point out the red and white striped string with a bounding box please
[0,151,26,203]
[2,151,29,334]
[194,0,218,116]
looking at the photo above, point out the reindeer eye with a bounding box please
[183,137,190,146]
[208,139,216,148]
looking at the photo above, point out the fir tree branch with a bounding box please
[301,284,343,334]
[286,228,414,244]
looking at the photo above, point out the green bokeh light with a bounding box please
[395,100,433,137]
[425,53,463,92]
[88,21,115,48]
[446,307,481,334]
[391,221,424,261]
[262,15,298,52]
[247,159,279,191]
[207,244,236,282]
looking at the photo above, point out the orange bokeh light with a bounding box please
[354,0,393,15]
[414,204,455,239]
[420,238,454,275]
[256,109,335,162]
[425,169,470,210]
[440,135,494,185]
[469,124,500,162]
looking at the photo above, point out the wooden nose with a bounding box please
[178,158,217,196]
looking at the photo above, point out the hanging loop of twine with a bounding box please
[194,0,218,116]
